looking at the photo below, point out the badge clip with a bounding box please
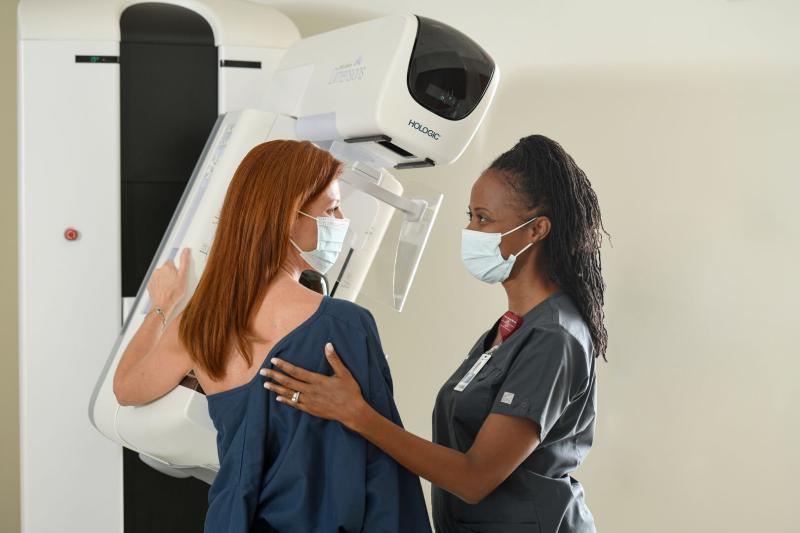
[454,345,499,392]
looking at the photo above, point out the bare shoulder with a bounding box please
[264,279,325,317]
[294,283,326,308]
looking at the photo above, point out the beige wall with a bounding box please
[1,0,19,531]
[271,2,800,532]
[4,1,799,532]
[371,65,800,532]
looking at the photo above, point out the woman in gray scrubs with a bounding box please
[263,135,608,532]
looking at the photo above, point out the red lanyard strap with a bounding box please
[498,311,523,342]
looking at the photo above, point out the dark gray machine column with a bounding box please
[120,3,217,531]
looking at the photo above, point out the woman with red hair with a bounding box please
[113,140,431,533]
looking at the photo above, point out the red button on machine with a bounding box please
[64,228,79,241]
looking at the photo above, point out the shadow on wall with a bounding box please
[264,3,384,36]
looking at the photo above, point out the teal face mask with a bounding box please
[460,216,538,284]
[290,210,350,275]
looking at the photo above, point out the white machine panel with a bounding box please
[90,110,278,472]
[17,0,300,46]
[18,39,123,533]
[89,109,408,478]
[18,1,301,530]
[219,46,288,113]
[267,14,500,168]
[19,4,496,529]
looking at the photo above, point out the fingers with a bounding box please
[260,368,308,392]
[264,382,311,414]
[178,248,191,280]
[276,394,308,413]
[324,343,350,377]
[262,380,295,398]
[161,248,191,271]
[270,358,321,384]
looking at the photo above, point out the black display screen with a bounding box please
[407,16,495,121]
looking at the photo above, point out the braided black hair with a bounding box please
[490,135,609,359]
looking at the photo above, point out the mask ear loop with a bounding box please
[501,216,540,258]
[500,215,539,237]
[289,239,307,254]
[292,211,319,253]
[510,241,535,259]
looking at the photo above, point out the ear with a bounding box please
[530,216,552,243]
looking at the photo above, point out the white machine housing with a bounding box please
[19,2,498,533]
[89,11,499,484]
[87,107,407,479]
[18,2,298,532]
[269,14,499,169]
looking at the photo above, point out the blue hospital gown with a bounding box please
[204,296,432,533]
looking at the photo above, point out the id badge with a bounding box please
[454,352,493,392]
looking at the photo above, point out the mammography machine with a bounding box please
[18,1,497,531]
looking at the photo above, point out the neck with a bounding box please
[279,265,302,282]
[280,251,306,281]
[502,261,559,316]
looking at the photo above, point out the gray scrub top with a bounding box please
[432,291,597,533]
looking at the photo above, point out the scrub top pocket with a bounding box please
[476,364,502,382]
[449,364,503,436]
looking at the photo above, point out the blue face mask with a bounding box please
[290,210,350,275]
[460,216,538,284]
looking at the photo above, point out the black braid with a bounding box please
[490,135,609,359]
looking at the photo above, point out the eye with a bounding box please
[466,210,489,223]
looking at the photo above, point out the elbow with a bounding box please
[457,461,507,504]
[456,476,497,505]
[459,494,480,505]
[459,487,492,506]
[113,375,135,406]
[113,384,129,406]
[115,394,134,407]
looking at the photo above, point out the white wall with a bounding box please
[258,1,800,531]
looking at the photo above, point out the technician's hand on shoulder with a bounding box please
[262,342,368,429]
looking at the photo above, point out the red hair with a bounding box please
[179,140,341,379]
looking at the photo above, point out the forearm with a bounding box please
[351,402,488,504]
[113,309,167,393]
[267,346,540,504]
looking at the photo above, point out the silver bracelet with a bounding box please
[153,306,167,329]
